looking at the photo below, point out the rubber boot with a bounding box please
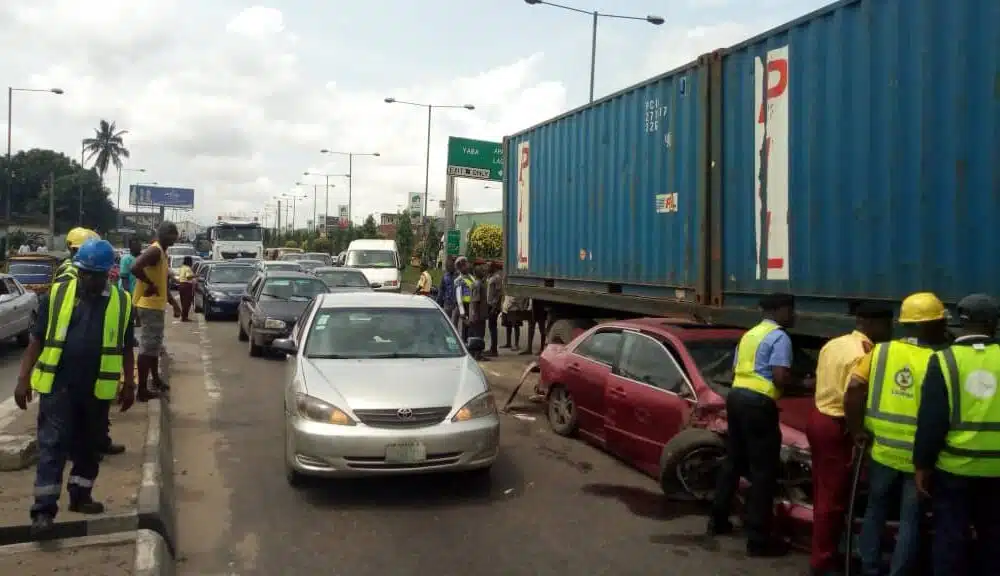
[136,355,159,402]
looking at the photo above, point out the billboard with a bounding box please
[338,204,348,227]
[408,192,422,218]
[120,211,163,231]
[129,185,195,209]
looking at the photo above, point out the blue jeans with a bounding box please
[858,459,922,576]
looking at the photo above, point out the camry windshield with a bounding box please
[305,308,463,359]
[316,270,369,288]
[209,266,255,284]
[345,250,395,268]
[214,226,263,242]
[259,278,328,301]
[685,340,738,388]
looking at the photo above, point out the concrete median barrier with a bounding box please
[0,529,173,575]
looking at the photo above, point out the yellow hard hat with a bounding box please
[66,227,99,249]
[899,292,946,324]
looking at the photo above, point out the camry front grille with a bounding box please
[353,406,451,429]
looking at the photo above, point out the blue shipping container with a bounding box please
[718,0,1000,315]
[505,60,709,304]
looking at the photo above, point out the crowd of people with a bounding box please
[12,222,182,538]
[710,291,1000,576]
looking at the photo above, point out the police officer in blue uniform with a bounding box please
[13,239,137,538]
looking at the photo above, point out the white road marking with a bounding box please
[197,314,222,402]
[486,369,502,378]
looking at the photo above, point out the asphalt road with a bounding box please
[164,316,809,575]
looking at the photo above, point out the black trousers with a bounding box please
[486,311,499,352]
[932,471,1000,576]
[710,388,781,547]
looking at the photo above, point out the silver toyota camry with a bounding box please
[276,292,499,485]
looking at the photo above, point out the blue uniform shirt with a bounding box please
[732,319,794,382]
[439,272,456,307]
[32,289,135,397]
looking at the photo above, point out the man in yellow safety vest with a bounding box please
[53,227,99,283]
[914,293,1000,576]
[709,292,796,557]
[845,292,950,576]
[13,239,137,538]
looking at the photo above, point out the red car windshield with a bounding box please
[683,339,738,392]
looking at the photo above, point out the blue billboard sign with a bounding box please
[129,185,195,209]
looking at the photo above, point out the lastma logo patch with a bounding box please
[893,365,915,396]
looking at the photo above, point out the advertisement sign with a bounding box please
[129,185,195,209]
[338,204,349,227]
[409,193,423,218]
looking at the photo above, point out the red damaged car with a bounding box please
[530,317,818,541]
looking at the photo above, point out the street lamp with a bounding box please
[5,86,64,220]
[319,149,380,225]
[523,0,664,103]
[302,171,346,230]
[281,192,308,232]
[383,97,475,226]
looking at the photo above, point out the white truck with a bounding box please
[209,219,264,260]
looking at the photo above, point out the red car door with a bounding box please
[605,331,695,477]
[563,329,624,443]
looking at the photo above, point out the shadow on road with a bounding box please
[297,450,526,510]
[581,483,709,522]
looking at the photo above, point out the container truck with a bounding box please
[503,0,998,342]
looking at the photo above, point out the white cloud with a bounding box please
[0,1,567,227]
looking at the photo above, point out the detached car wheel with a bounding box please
[659,428,726,501]
[546,385,578,436]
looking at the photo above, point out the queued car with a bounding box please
[258,260,305,274]
[168,254,202,290]
[7,253,66,296]
[312,267,372,292]
[276,292,498,486]
[0,273,39,346]
[279,252,304,261]
[532,317,817,540]
[237,271,331,357]
[297,259,325,274]
[299,252,333,266]
[195,264,257,320]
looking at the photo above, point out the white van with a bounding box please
[343,239,401,292]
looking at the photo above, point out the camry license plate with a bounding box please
[385,441,426,463]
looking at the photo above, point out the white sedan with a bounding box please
[0,274,38,346]
[276,292,499,486]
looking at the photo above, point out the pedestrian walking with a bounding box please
[12,239,137,538]
[845,291,950,576]
[468,265,489,360]
[53,227,99,283]
[913,293,1000,576]
[129,222,182,399]
[520,299,548,356]
[452,257,474,340]
[807,302,893,575]
[485,262,503,356]
[176,256,195,321]
[415,262,433,296]
[501,294,526,350]
[708,292,796,557]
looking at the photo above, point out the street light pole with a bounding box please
[523,0,664,103]
[318,150,380,225]
[5,86,64,221]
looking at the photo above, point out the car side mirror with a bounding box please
[466,337,486,353]
[241,294,251,302]
[271,338,297,354]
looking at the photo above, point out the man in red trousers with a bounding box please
[807,302,893,575]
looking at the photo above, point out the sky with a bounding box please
[0,0,830,228]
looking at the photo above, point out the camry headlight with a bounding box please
[209,291,226,299]
[263,318,286,330]
[452,391,496,422]
[295,394,355,426]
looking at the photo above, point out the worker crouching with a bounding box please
[13,238,137,538]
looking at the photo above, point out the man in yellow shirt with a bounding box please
[807,303,893,576]
[414,262,432,296]
[129,222,182,400]
[845,292,950,576]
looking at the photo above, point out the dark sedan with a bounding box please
[313,267,372,291]
[237,271,330,357]
[196,264,257,321]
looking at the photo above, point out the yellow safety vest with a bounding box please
[459,276,473,303]
[732,321,782,400]
[30,279,132,400]
[864,340,934,473]
[53,259,77,283]
[935,343,1000,477]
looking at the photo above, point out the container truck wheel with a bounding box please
[546,318,596,345]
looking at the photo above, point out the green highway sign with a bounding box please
[446,229,461,256]
[446,137,503,181]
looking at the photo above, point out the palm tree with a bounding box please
[82,119,130,179]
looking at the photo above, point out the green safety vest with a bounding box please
[459,275,473,303]
[864,340,934,473]
[936,343,1000,477]
[732,321,781,400]
[30,278,132,400]
[53,258,77,284]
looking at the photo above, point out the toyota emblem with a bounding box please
[396,408,414,420]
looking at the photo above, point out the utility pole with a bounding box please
[276,200,282,239]
[78,141,84,225]
[47,172,55,250]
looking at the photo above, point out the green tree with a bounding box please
[82,119,130,180]
[312,236,331,253]
[0,148,117,233]
[360,215,379,239]
[425,220,441,263]
[394,213,414,264]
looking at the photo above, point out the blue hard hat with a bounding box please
[73,239,116,273]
